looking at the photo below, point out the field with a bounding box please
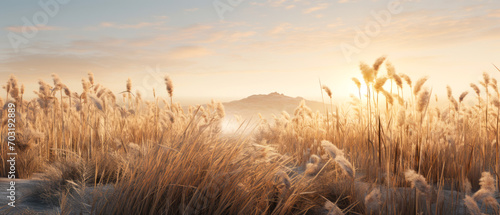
[1,57,499,215]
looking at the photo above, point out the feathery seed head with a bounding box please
[464,195,482,215]
[413,77,428,96]
[374,76,388,92]
[8,75,19,100]
[352,77,361,89]
[483,72,490,86]
[164,75,174,97]
[404,169,431,194]
[216,102,225,118]
[82,79,90,93]
[365,188,382,213]
[382,89,393,105]
[393,74,403,89]
[322,85,332,98]
[88,72,95,85]
[63,85,71,96]
[417,88,430,112]
[400,73,412,87]
[51,73,62,89]
[459,91,469,103]
[360,62,375,84]
[324,200,344,215]
[386,61,395,78]
[321,140,344,159]
[126,78,132,92]
[446,85,453,99]
[372,56,386,73]
[470,83,480,96]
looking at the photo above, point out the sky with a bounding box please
[1,0,499,104]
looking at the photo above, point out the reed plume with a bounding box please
[365,188,382,213]
[324,200,344,215]
[352,78,361,89]
[405,169,431,194]
[472,172,496,202]
[413,77,428,96]
[459,91,469,103]
[321,140,355,178]
[322,86,332,98]
[8,75,20,101]
[382,90,393,106]
[164,75,174,98]
[464,195,483,215]
[352,77,362,100]
[470,83,480,96]
[360,62,375,84]
[400,73,412,87]
[321,140,344,159]
[126,78,132,93]
[52,73,62,88]
[82,79,90,93]
[417,88,430,113]
[305,155,321,176]
[386,61,395,78]
[372,56,386,74]
[483,72,490,86]
[446,85,453,100]
[393,74,403,89]
[216,102,225,118]
[374,77,388,92]
[88,72,95,86]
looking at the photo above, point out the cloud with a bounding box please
[269,23,292,35]
[251,0,295,9]
[5,25,61,33]
[167,46,211,59]
[185,8,199,12]
[100,21,164,29]
[154,15,169,20]
[303,3,329,14]
[337,0,357,3]
[488,9,500,17]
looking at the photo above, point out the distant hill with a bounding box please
[223,92,326,120]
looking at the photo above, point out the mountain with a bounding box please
[223,92,325,120]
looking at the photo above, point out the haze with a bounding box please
[1,0,499,104]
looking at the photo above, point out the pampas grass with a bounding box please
[372,56,386,74]
[417,88,430,113]
[324,200,344,215]
[305,155,321,176]
[321,140,344,159]
[126,78,132,93]
[361,62,375,84]
[460,91,469,103]
[464,195,484,215]
[321,140,355,179]
[5,57,500,215]
[365,188,382,214]
[472,172,497,206]
[323,86,332,98]
[413,77,429,97]
[374,77,388,93]
[470,83,481,96]
[405,169,431,194]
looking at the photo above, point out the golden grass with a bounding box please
[1,57,499,214]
